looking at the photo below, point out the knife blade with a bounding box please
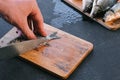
[0,19,34,48]
[0,32,60,61]
[0,27,22,48]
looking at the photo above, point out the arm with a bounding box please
[0,0,47,39]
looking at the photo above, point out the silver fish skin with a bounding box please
[82,0,94,12]
[90,0,117,18]
[103,2,120,22]
[0,32,60,48]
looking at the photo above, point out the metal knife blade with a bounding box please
[0,20,33,48]
[0,27,22,48]
[0,32,60,61]
[0,38,47,60]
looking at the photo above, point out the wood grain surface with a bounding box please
[19,23,93,79]
[63,0,120,30]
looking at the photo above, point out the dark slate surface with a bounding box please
[0,0,120,80]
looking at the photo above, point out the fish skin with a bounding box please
[103,2,120,22]
[90,0,117,18]
[1,32,60,48]
[82,0,94,12]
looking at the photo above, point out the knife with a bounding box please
[0,31,60,61]
[0,19,60,60]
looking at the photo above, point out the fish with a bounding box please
[103,2,120,22]
[82,0,94,12]
[90,0,117,18]
[10,32,60,45]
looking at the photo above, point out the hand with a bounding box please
[0,0,47,39]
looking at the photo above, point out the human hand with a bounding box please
[0,0,47,39]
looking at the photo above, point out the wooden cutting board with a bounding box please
[19,23,93,79]
[63,0,120,30]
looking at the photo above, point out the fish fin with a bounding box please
[46,32,61,40]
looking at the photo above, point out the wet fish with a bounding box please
[103,2,120,22]
[82,0,94,12]
[90,0,117,18]
[10,32,60,45]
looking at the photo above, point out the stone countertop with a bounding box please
[0,0,120,80]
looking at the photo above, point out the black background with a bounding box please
[0,0,120,80]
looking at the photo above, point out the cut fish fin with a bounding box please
[46,32,61,40]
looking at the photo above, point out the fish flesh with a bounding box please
[82,0,94,12]
[90,0,117,18]
[103,2,120,22]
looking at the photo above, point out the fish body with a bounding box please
[90,0,117,17]
[103,2,120,22]
[82,0,94,12]
[0,32,60,48]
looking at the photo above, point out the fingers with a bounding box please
[30,2,47,37]
[17,19,37,39]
